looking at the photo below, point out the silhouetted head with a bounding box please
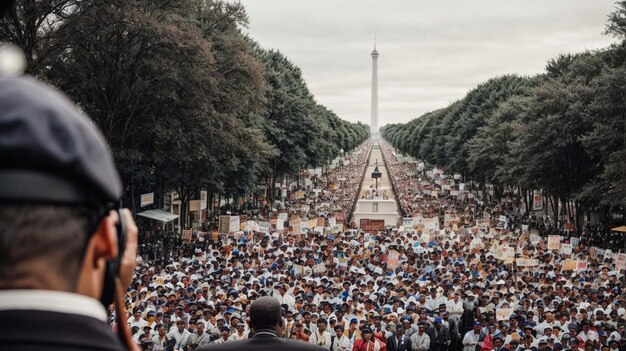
[249,296,284,334]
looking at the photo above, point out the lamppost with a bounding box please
[372,160,382,197]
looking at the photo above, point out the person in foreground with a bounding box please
[0,76,139,348]
[197,296,328,351]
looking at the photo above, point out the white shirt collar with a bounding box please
[0,289,107,322]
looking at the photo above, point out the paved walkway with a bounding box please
[353,141,401,227]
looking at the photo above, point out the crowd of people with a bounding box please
[121,139,626,351]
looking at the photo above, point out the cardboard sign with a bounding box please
[561,243,572,255]
[516,258,539,267]
[562,260,577,271]
[259,221,270,233]
[590,246,599,260]
[306,219,317,229]
[316,217,325,228]
[313,262,327,274]
[181,229,192,243]
[616,253,626,271]
[328,217,337,228]
[533,194,543,211]
[547,235,561,250]
[530,235,541,245]
[218,215,231,234]
[230,216,240,233]
[496,308,514,321]
[387,250,400,269]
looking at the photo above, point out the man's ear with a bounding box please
[90,211,119,263]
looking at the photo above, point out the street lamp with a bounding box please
[372,164,382,197]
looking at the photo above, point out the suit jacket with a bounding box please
[0,309,125,351]
[427,325,451,346]
[387,334,412,351]
[198,329,328,351]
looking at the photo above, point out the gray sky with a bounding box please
[240,1,618,126]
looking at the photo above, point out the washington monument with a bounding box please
[370,39,379,135]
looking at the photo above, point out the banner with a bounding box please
[533,194,543,211]
[547,235,561,250]
[387,250,400,269]
[218,215,231,234]
[360,219,385,233]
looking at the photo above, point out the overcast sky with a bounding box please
[239,1,618,126]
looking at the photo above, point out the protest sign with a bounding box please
[547,235,561,250]
[530,234,541,245]
[313,262,327,274]
[229,216,240,233]
[181,229,192,243]
[318,217,326,227]
[590,247,598,260]
[496,308,514,321]
[570,237,579,248]
[616,253,626,271]
[259,221,270,234]
[561,243,572,256]
[218,215,231,234]
[562,260,577,271]
[533,194,543,211]
[516,258,539,267]
[328,217,337,228]
[387,250,400,269]
[576,261,588,271]
[306,219,317,229]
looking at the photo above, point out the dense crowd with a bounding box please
[121,139,626,351]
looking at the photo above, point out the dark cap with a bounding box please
[0,76,121,206]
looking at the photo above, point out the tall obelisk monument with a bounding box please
[370,37,379,135]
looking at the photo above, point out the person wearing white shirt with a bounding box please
[462,323,482,351]
[332,325,352,351]
[447,293,464,322]
[229,322,248,341]
[411,323,431,351]
[273,286,296,308]
[167,320,192,351]
[310,319,332,349]
[128,310,148,329]
[187,322,211,349]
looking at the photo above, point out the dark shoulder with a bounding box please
[197,338,327,351]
